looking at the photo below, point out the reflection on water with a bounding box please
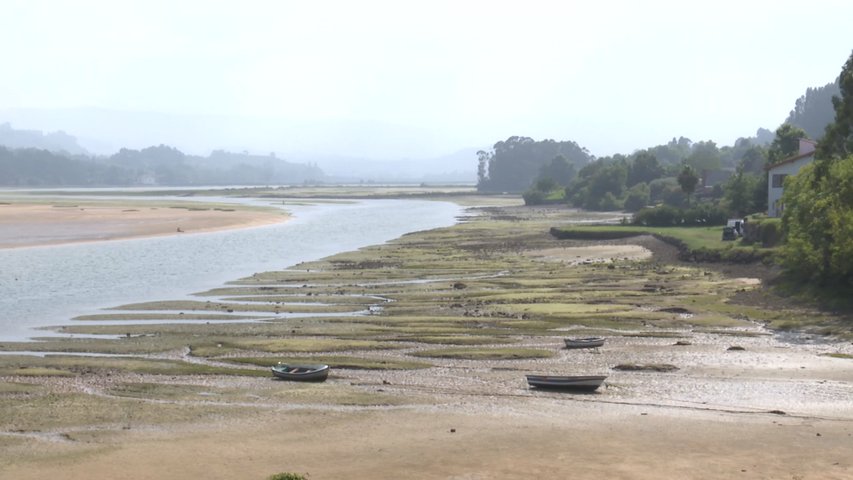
[0,197,461,341]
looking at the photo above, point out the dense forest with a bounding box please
[785,81,840,139]
[476,137,592,192]
[0,136,324,187]
[478,64,840,221]
[479,50,853,290]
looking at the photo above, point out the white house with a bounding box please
[767,138,817,217]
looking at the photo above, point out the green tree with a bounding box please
[627,151,664,187]
[785,81,840,140]
[817,49,853,161]
[476,149,491,188]
[677,165,699,205]
[739,144,768,174]
[723,167,760,216]
[767,123,808,164]
[623,182,650,212]
[538,155,576,186]
[478,136,591,192]
[686,140,721,182]
[782,155,853,285]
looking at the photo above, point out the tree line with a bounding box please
[476,49,853,290]
[0,144,325,187]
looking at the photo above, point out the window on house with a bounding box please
[771,174,788,188]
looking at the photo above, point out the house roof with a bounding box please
[765,151,815,172]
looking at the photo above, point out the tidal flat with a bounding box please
[2,198,852,479]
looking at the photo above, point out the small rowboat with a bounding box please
[271,363,330,382]
[564,337,605,349]
[526,375,607,391]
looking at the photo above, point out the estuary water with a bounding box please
[0,197,462,341]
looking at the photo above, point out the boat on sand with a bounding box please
[271,363,330,382]
[564,337,605,349]
[526,374,607,391]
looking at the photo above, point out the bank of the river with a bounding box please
[0,200,288,249]
[0,195,462,341]
[1,201,851,480]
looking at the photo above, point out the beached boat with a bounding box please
[564,337,605,349]
[271,363,330,382]
[525,374,607,391]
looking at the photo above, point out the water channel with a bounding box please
[0,195,462,341]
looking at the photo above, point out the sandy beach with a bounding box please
[0,202,289,248]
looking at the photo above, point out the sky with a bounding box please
[1,0,852,159]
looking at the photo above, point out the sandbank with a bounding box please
[0,203,289,249]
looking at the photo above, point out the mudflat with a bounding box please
[1,201,851,480]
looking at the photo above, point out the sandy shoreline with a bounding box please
[0,203,289,249]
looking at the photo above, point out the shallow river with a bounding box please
[0,196,462,341]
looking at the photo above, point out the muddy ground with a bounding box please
[1,202,851,479]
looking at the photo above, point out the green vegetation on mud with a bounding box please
[550,225,776,263]
[0,198,847,437]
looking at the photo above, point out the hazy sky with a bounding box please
[2,0,852,158]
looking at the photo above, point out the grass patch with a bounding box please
[189,338,396,357]
[391,335,514,346]
[411,347,553,360]
[0,381,43,394]
[0,354,265,377]
[225,356,432,370]
[820,353,853,359]
[550,225,775,263]
[0,391,249,432]
[0,366,74,377]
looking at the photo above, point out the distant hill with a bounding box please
[0,107,461,160]
[0,107,479,182]
[0,144,325,187]
[0,122,88,155]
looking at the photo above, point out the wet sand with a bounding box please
[3,339,852,480]
[3,269,852,479]
[0,203,289,249]
[3,405,850,480]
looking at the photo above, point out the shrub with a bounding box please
[522,189,546,205]
[624,182,650,212]
[759,219,781,247]
[632,204,726,227]
[268,473,308,480]
[598,192,624,211]
[632,205,681,226]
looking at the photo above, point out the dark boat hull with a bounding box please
[526,375,607,391]
[271,364,330,382]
